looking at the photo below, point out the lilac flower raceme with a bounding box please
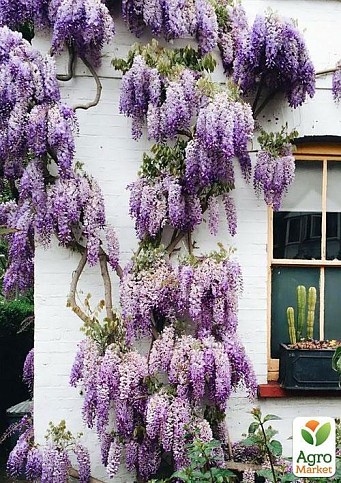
[332,62,341,102]
[74,444,91,483]
[234,12,315,108]
[122,0,218,52]
[7,419,34,478]
[187,93,254,182]
[218,3,250,75]
[23,348,34,394]
[119,55,162,139]
[25,447,43,480]
[49,0,115,66]
[253,143,295,211]
[0,0,115,65]
[128,174,203,239]
[149,331,235,410]
[178,254,243,337]
[120,253,179,342]
[106,439,122,478]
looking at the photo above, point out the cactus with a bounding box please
[306,286,317,339]
[286,285,317,343]
[296,285,306,341]
[287,307,296,344]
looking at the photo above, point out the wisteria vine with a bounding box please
[0,1,329,482]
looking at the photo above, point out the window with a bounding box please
[268,144,341,380]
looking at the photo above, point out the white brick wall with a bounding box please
[33,2,341,481]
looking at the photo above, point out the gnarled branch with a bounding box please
[99,248,114,321]
[315,67,338,77]
[67,249,91,324]
[73,56,102,111]
[56,43,75,81]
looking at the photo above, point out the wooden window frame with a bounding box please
[267,144,341,381]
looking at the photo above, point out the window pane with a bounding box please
[324,268,341,340]
[273,161,323,259]
[280,161,322,211]
[273,212,322,259]
[326,163,341,260]
[271,267,320,358]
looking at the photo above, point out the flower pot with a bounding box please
[278,343,341,390]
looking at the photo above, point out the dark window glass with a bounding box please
[324,268,341,340]
[273,212,322,259]
[326,213,341,260]
[271,267,320,358]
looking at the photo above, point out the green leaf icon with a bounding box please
[316,422,331,446]
[301,428,314,445]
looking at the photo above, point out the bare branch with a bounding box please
[166,231,186,255]
[177,128,193,139]
[99,248,114,321]
[187,231,193,255]
[67,250,91,324]
[56,43,75,82]
[253,89,277,119]
[73,56,102,111]
[315,68,337,77]
[69,467,105,483]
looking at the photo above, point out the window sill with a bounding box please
[257,382,341,398]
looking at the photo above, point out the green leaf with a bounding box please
[248,422,259,434]
[268,439,283,456]
[263,414,282,422]
[171,470,190,482]
[240,437,257,446]
[301,428,314,445]
[280,473,298,482]
[316,422,331,446]
[257,469,276,482]
[332,347,341,373]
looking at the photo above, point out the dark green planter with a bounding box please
[279,343,341,390]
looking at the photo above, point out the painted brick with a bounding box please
[33,3,341,481]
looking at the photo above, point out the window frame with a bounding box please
[267,144,341,381]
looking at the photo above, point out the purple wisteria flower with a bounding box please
[188,93,254,182]
[49,0,115,66]
[23,348,34,394]
[218,3,250,75]
[332,62,341,102]
[74,444,91,483]
[178,255,243,337]
[120,253,179,342]
[234,12,315,108]
[253,144,295,211]
[25,447,43,480]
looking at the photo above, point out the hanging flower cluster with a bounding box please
[0,27,73,178]
[0,0,115,65]
[114,43,216,141]
[178,247,243,337]
[0,27,119,295]
[7,418,91,483]
[332,62,341,102]
[115,44,253,242]
[187,91,254,180]
[23,348,34,394]
[70,320,255,480]
[234,11,315,108]
[128,173,203,239]
[215,2,250,75]
[122,0,218,55]
[253,127,298,211]
[149,326,256,407]
[120,246,179,342]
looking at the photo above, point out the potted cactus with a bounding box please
[279,285,341,390]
